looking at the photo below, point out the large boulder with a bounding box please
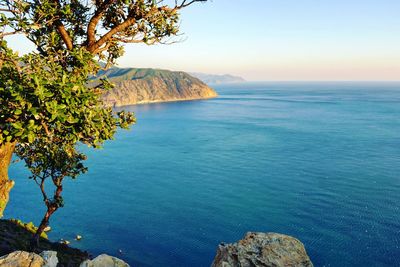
[211,232,313,267]
[80,254,130,267]
[0,251,44,267]
[40,251,58,267]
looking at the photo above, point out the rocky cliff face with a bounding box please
[97,68,218,107]
[212,232,313,267]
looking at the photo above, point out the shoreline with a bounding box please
[108,94,218,108]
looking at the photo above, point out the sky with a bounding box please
[7,0,400,81]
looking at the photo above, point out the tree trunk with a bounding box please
[0,142,16,218]
[31,184,63,249]
[31,205,57,249]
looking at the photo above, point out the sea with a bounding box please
[6,82,400,267]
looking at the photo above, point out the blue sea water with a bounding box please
[6,82,400,267]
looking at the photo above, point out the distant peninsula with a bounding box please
[190,72,245,85]
[96,67,218,107]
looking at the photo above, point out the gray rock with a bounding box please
[211,232,313,267]
[80,254,130,267]
[0,251,44,267]
[40,251,58,267]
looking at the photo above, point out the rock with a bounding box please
[80,254,130,267]
[0,251,44,267]
[40,251,58,267]
[211,232,313,267]
[96,67,218,107]
[60,239,70,245]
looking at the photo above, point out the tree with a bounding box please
[0,41,135,218]
[15,139,88,246]
[0,0,207,217]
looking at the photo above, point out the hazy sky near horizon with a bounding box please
[7,0,400,81]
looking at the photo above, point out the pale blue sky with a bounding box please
[7,0,400,80]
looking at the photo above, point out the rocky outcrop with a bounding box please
[0,251,128,267]
[211,232,313,267]
[0,219,89,266]
[40,251,58,267]
[96,67,218,107]
[1,220,313,267]
[80,254,130,267]
[0,251,45,267]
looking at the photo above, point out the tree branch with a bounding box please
[50,0,74,50]
[0,31,23,37]
[39,178,50,207]
[177,0,207,9]
[87,17,136,53]
[86,0,207,54]
[0,8,13,12]
[86,0,117,46]
[54,21,73,50]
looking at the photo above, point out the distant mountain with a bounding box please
[94,67,218,107]
[190,72,246,85]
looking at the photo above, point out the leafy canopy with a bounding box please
[0,0,206,155]
[0,41,134,147]
[0,0,206,66]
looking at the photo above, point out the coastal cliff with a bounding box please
[96,68,218,107]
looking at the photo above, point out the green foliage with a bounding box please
[0,40,135,221]
[0,41,135,148]
[16,140,88,182]
[0,0,206,66]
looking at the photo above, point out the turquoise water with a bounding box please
[6,82,400,266]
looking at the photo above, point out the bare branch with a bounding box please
[0,8,13,12]
[39,178,50,207]
[0,31,23,37]
[177,0,207,9]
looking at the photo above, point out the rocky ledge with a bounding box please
[1,219,313,267]
[95,67,218,107]
[0,219,88,266]
[211,232,313,267]
[0,251,129,267]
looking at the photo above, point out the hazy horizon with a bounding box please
[6,0,400,81]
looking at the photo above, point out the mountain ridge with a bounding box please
[190,72,245,84]
[95,67,218,107]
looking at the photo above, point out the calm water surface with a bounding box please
[7,82,400,266]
